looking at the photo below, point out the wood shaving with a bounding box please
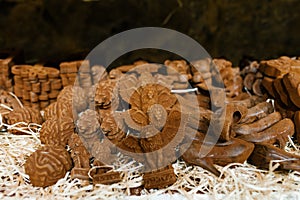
[1,114,300,199]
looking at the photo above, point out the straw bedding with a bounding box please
[1,117,300,200]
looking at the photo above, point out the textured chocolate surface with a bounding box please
[5,107,43,127]
[40,117,75,146]
[24,145,72,187]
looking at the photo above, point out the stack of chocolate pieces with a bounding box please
[0,56,14,92]
[59,60,105,89]
[258,57,300,141]
[240,61,264,96]
[59,60,81,87]
[11,65,61,110]
[22,57,300,191]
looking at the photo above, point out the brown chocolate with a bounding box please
[143,165,177,189]
[31,102,40,111]
[45,67,60,78]
[40,116,75,146]
[239,102,274,124]
[91,65,106,84]
[77,60,90,73]
[95,79,118,109]
[237,118,294,148]
[118,135,143,155]
[41,81,51,92]
[68,133,91,170]
[294,111,300,143]
[127,108,148,130]
[43,101,72,121]
[31,82,41,93]
[99,109,126,144]
[148,104,168,129]
[24,145,72,187]
[259,58,290,78]
[23,80,32,91]
[243,73,256,90]
[211,103,248,141]
[134,63,160,75]
[248,143,300,172]
[40,100,50,109]
[12,65,31,76]
[115,64,135,73]
[60,61,78,74]
[71,168,90,181]
[252,79,264,96]
[234,112,282,135]
[181,138,254,177]
[273,78,290,106]
[76,109,101,141]
[117,73,138,103]
[28,69,38,81]
[92,167,122,185]
[274,100,295,119]
[282,72,300,108]
[22,90,30,101]
[108,69,123,79]
[38,92,49,101]
[57,85,88,113]
[29,92,39,103]
[60,74,69,86]
[37,69,48,80]
[0,89,22,112]
[48,90,60,99]
[5,107,43,131]
[50,79,62,90]
[261,76,276,98]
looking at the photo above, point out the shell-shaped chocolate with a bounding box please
[24,145,72,187]
[40,117,75,146]
[5,107,43,125]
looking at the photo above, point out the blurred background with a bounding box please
[0,0,300,66]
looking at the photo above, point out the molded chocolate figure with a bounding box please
[248,143,300,172]
[181,136,254,177]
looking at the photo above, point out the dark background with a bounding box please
[0,0,300,66]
